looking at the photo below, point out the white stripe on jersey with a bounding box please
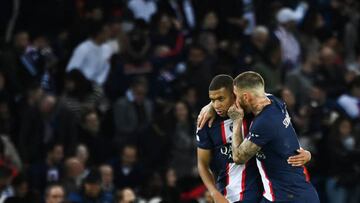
[227,163,245,202]
[256,159,275,201]
[223,119,246,202]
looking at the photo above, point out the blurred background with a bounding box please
[0,0,360,202]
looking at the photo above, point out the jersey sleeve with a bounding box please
[196,127,213,149]
[247,116,275,147]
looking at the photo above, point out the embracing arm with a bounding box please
[197,148,228,203]
[197,102,216,129]
[288,148,312,166]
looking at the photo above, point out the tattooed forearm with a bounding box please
[231,118,261,164]
[232,140,261,164]
[231,119,244,149]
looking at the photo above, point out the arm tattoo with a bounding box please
[232,120,261,164]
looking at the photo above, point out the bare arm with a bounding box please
[228,105,261,164]
[197,148,228,203]
[232,139,261,164]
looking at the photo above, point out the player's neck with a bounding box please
[252,96,271,116]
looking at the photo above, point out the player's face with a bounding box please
[233,86,251,112]
[209,87,234,117]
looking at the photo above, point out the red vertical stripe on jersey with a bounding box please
[261,162,275,201]
[240,162,247,200]
[220,121,227,144]
[240,119,249,200]
[303,166,310,182]
[243,119,248,139]
[220,121,229,196]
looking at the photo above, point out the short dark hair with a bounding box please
[233,71,264,90]
[209,74,234,92]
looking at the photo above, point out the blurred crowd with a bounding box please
[0,0,360,202]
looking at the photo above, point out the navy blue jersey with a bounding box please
[247,95,318,202]
[197,115,262,202]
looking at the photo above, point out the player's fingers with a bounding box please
[199,116,205,129]
[288,159,304,164]
[288,160,304,166]
[297,149,305,153]
[197,113,205,129]
[288,154,304,159]
[196,115,201,128]
[292,163,303,167]
[288,158,305,163]
[288,157,305,162]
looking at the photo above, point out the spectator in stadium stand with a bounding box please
[18,94,77,163]
[120,22,153,76]
[78,110,111,165]
[115,187,136,203]
[179,44,213,106]
[252,39,282,94]
[240,25,270,68]
[66,22,116,86]
[60,69,105,119]
[0,135,21,175]
[0,138,18,179]
[197,31,218,66]
[199,11,220,39]
[161,168,180,203]
[62,157,87,195]
[277,87,307,134]
[139,171,164,202]
[314,46,347,99]
[325,116,359,203]
[127,0,157,23]
[74,144,90,172]
[68,2,104,50]
[167,101,196,179]
[337,75,360,119]
[274,4,308,71]
[28,143,64,195]
[298,9,324,60]
[0,165,12,202]
[109,144,143,190]
[67,169,112,203]
[150,13,184,58]
[4,174,39,203]
[21,35,58,93]
[285,54,319,106]
[215,0,248,40]
[0,93,16,138]
[98,164,115,202]
[0,31,30,95]
[0,70,16,114]
[44,184,66,203]
[157,0,199,35]
[113,77,153,145]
